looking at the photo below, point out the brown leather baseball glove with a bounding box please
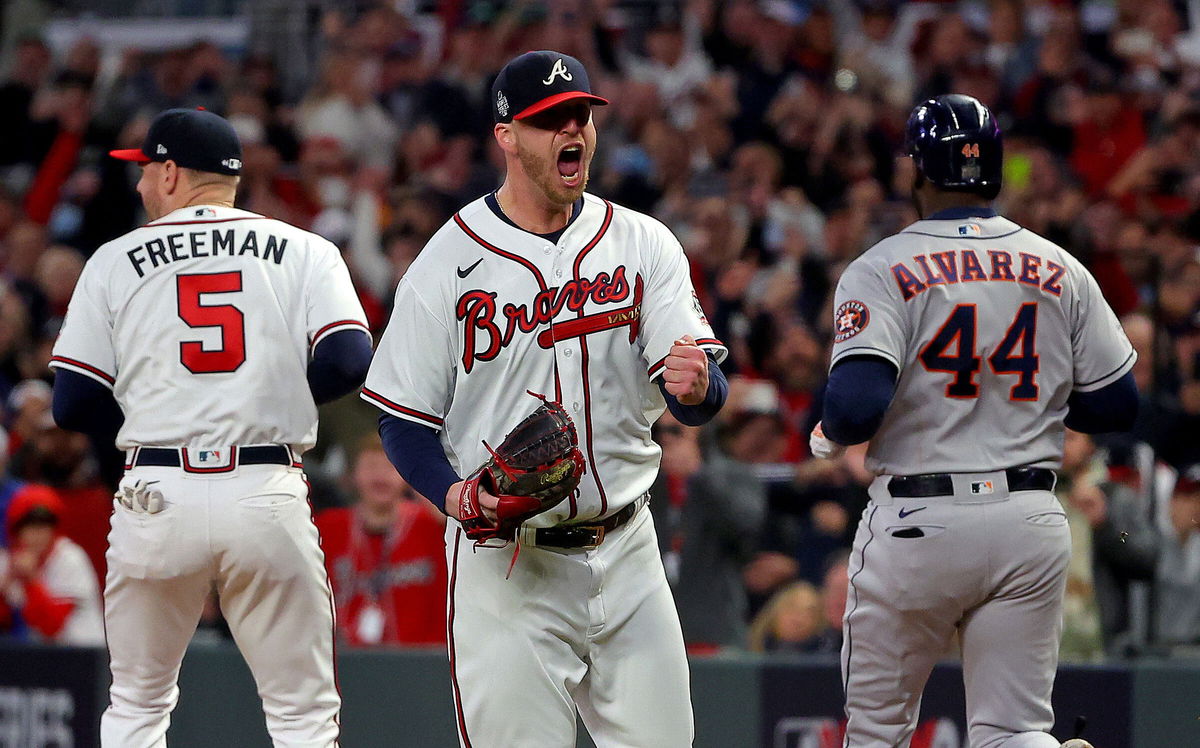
[457,393,586,544]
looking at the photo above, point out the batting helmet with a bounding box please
[904,94,1002,199]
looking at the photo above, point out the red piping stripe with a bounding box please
[312,319,369,345]
[145,216,268,228]
[571,200,613,277]
[447,529,473,747]
[453,213,548,291]
[305,477,343,741]
[50,355,116,384]
[360,389,444,426]
[453,210,564,448]
[571,200,614,518]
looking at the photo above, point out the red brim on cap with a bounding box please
[514,91,609,120]
[109,148,152,163]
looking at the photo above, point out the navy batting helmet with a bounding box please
[904,94,1002,199]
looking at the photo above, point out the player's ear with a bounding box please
[162,159,180,194]
[494,123,517,155]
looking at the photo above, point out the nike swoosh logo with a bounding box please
[898,506,927,518]
[457,258,483,278]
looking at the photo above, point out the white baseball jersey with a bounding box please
[830,213,1135,475]
[363,192,726,523]
[51,204,368,453]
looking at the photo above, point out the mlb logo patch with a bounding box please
[194,207,217,218]
[182,446,236,472]
[958,224,982,236]
[971,480,994,495]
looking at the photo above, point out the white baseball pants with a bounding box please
[445,505,694,747]
[841,473,1071,748]
[101,464,340,747]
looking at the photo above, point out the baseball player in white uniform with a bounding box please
[50,108,372,747]
[810,95,1136,748]
[362,51,728,747]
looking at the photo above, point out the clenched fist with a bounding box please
[663,336,709,405]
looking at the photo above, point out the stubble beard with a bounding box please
[518,146,589,207]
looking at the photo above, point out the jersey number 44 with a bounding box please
[918,303,1038,402]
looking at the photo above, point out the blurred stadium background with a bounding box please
[1,0,1200,745]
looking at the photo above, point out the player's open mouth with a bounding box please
[557,144,584,186]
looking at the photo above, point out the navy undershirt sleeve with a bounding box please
[1065,371,1138,433]
[52,368,124,444]
[822,356,899,445]
[658,357,728,426]
[308,329,373,405]
[378,414,461,513]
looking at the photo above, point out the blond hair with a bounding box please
[746,580,822,652]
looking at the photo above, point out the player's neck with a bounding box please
[155,188,237,220]
[917,190,992,220]
[495,181,574,235]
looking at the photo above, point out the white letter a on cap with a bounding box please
[543,58,573,85]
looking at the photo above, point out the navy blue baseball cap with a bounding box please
[491,51,608,124]
[110,108,243,176]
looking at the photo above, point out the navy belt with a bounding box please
[888,467,1056,498]
[532,500,642,549]
[131,445,295,470]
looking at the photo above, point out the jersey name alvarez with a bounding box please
[126,222,288,278]
[890,247,1066,301]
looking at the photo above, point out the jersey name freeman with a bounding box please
[890,248,1066,301]
[127,229,288,278]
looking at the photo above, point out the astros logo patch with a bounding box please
[833,300,869,343]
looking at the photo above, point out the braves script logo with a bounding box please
[456,266,642,372]
[543,58,573,85]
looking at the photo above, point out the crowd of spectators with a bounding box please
[1,0,1199,657]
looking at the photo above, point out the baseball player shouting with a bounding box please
[810,94,1136,748]
[50,108,372,747]
[362,51,728,746]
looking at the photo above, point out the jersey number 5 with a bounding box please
[177,272,246,374]
[919,303,1039,401]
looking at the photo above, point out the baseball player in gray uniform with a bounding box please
[810,95,1137,748]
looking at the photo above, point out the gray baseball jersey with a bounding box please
[830,213,1135,475]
